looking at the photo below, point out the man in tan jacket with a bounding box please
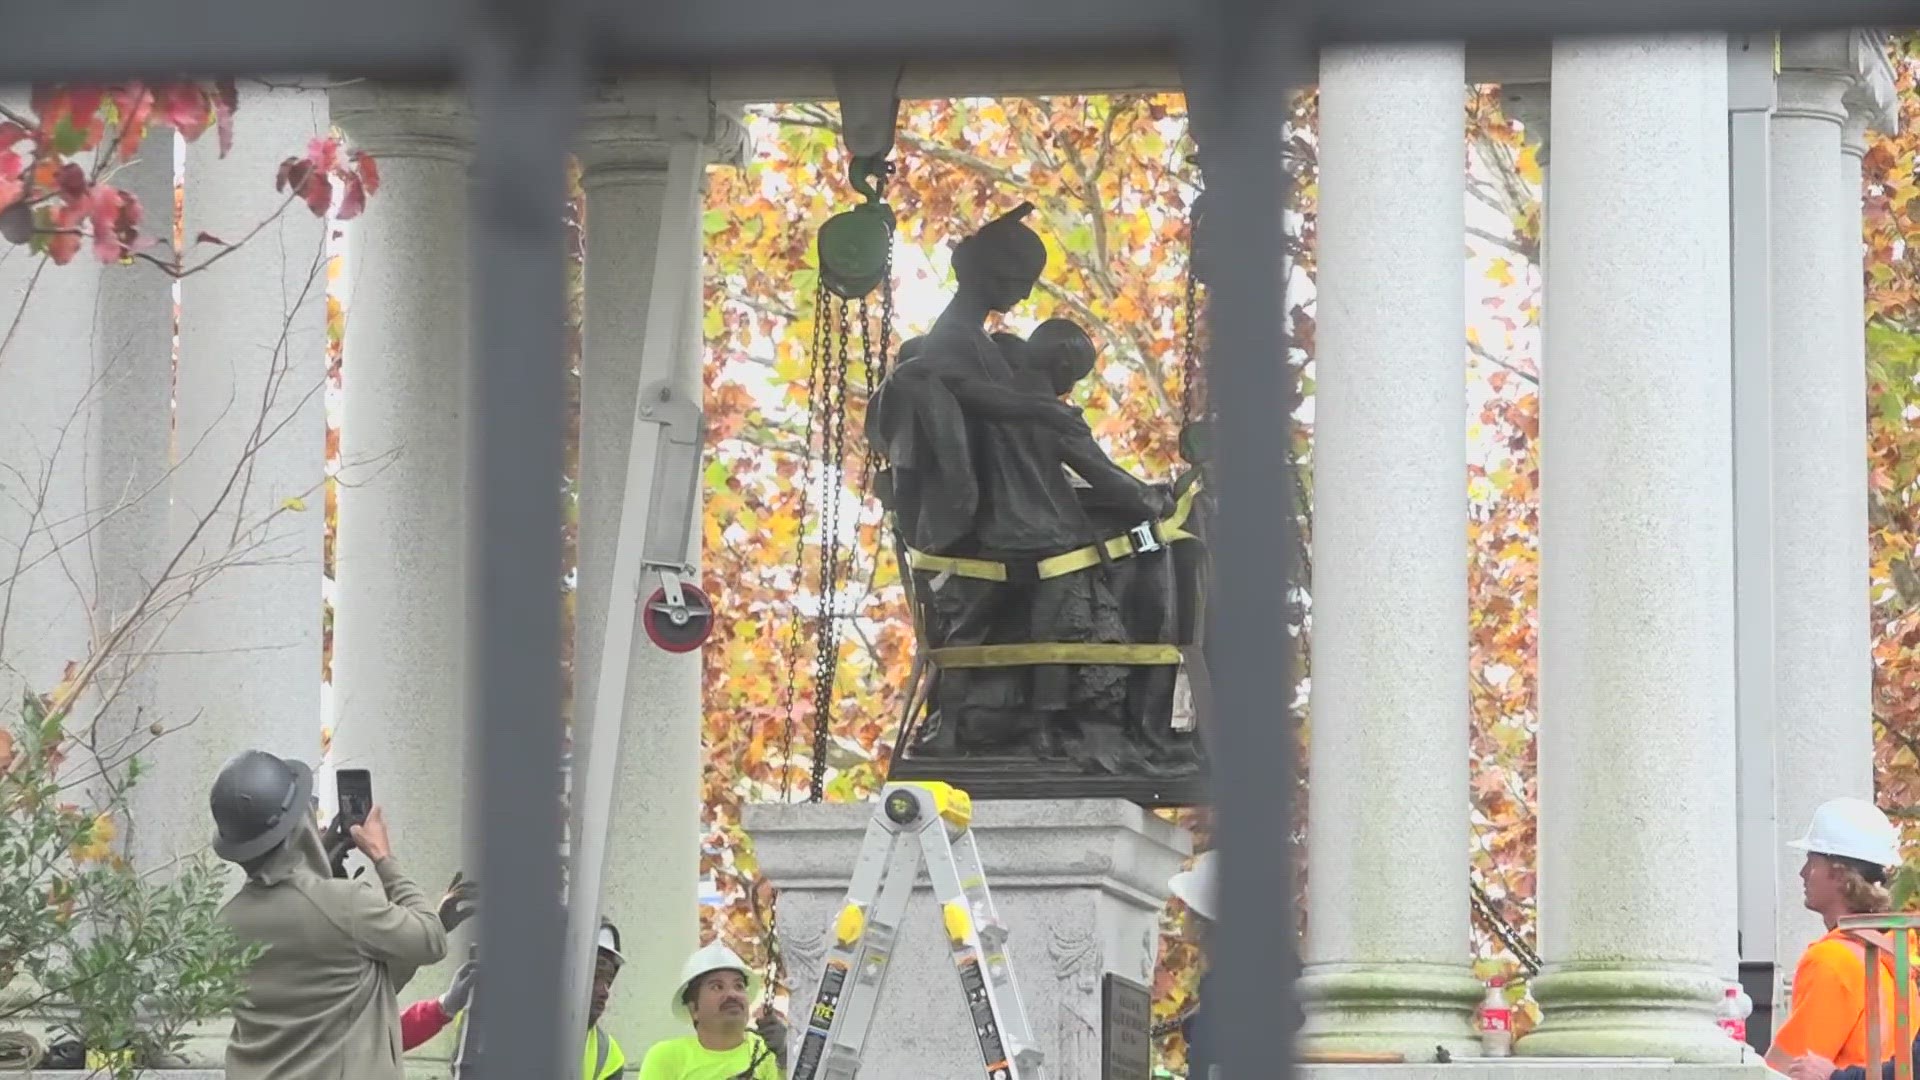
[208,750,448,1080]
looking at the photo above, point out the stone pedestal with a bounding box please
[1296,1062,1765,1080]
[746,799,1190,1080]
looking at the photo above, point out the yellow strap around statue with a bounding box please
[904,479,1203,584]
[928,643,1184,668]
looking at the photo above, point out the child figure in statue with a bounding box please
[867,203,1205,785]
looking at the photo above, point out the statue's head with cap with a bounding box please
[951,201,1047,314]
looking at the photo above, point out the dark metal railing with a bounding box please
[4,2,1906,1076]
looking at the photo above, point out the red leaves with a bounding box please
[277,138,381,221]
[109,87,154,160]
[86,185,144,263]
[213,79,239,157]
[3,82,383,264]
[275,154,331,216]
[154,83,213,142]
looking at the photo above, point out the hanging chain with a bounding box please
[1470,878,1543,977]
[777,278,831,802]
[1179,239,1206,426]
[1471,878,1543,977]
[1151,1002,1200,1040]
[807,297,855,802]
[1144,882,1538,1044]
[860,247,897,493]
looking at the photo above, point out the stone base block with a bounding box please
[1290,1053,1766,1068]
[21,1073,225,1079]
[1297,1059,1773,1080]
[745,798,1191,1080]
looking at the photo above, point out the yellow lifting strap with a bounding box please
[928,642,1183,668]
[904,479,1203,584]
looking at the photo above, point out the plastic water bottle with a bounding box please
[1717,984,1752,1044]
[1479,977,1514,1057]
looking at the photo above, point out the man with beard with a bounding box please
[636,942,780,1079]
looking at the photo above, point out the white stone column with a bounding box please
[143,86,330,876]
[0,123,171,717]
[1297,44,1479,1063]
[1767,33,1878,991]
[328,85,473,1039]
[1517,34,1739,1063]
[87,128,177,710]
[574,81,746,1054]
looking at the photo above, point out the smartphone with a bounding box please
[336,769,373,829]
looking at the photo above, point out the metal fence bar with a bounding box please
[4,0,1915,79]
[462,0,584,1075]
[1184,2,1304,1077]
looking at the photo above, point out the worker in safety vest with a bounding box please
[1768,798,1919,1077]
[401,919,630,1080]
[636,942,780,1080]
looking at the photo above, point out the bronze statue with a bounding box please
[869,204,1209,803]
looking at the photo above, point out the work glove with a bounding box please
[439,961,479,1016]
[323,813,362,880]
[753,1008,788,1071]
[438,871,478,933]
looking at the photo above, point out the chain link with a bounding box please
[1144,881,1537,1045]
[1471,878,1543,976]
[1150,1002,1199,1040]
[777,278,830,802]
[807,297,855,802]
[861,248,896,491]
[1180,258,1204,425]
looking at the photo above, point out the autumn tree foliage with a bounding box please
[1864,38,1920,870]
[699,95,1248,1060]
[693,88,1552,1068]
[1,83,374,272]
[1458,88,1548,1031]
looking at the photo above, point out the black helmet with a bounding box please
[208,750,314,863]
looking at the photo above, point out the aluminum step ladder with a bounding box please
[791,782,1044,1080]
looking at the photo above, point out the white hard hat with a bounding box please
[1168,851,1217,922]
[1788,797,1902,868]
[671,941,760,1020]
[596,920,625,967]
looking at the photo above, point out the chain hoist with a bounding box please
[776,152,897,806]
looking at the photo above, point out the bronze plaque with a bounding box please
[1102,973,1153,1080]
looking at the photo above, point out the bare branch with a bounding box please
[1468,335,1541,386]
[726,291,802,324]
[1467,224,1532,262]
[0,254,49,369]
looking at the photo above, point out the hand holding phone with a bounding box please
[335,769,373,829]
[350,805,392,862]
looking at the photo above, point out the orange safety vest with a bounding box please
[1774,928,1920,1069]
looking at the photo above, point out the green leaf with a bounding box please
[704,458,731,493]
[702,209,730,236]
[1883,392,1905,425]
[51,116,86,156]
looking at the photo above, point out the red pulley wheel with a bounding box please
[642,583,714,653]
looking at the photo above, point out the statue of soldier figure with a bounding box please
[867,202,1207,794]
